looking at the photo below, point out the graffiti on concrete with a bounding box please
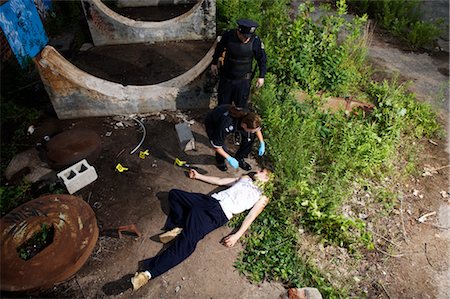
[0,0,48,67]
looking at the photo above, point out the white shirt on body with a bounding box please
[212,177,262,220]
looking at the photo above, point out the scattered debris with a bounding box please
[417,211,436,223]
[27,125,35,135]
[117,224,142,239]
[175,122,196,151]
[105,131,112,137]
[285,287,323,299]
[130,118,146,155]
[115,122,124,128]
[57,159,98,194]
[151,160,158,168]
[412,189,420,197]
[79,43,93,51]
[175,285,181,293]
[428,139,438,146]
[115,149,125,159]
[439,191,449,198]
[5,148,53,183]
[422,165,438,177]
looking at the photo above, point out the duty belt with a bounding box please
[222,72,252,80]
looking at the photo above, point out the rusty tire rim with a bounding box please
[1,194,99,292]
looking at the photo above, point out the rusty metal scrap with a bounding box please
[1,194,99,292]
[118,223,142,239]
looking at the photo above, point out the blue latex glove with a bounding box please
[226,156,239,169]
[258,141,265,156]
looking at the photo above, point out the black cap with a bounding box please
[237,19,258,37]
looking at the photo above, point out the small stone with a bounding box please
[412,189,419,197]
[116,122,124,128]
[440,191,449,198]
[418,194,424,199]
[105,131,112,137]
[175,285,181,293]
[160,114,166,120]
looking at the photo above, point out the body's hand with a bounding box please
[223,233,240,247]
[211,64,219,76]
[226,156,239,169]
[255,78,265,88]
[189,169,198,179]
[258,141,265,156]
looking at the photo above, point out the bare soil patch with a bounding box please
[71,40,213,85]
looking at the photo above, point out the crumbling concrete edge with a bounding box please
[82,0,216,46]
[35,43,216,119]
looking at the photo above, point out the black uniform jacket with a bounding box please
[204,105,239,148]
[212,29,267,80]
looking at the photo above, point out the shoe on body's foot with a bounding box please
[238,159,252,171]
[159,227,183,244]
[217,163,228,172]
[131,271,150,291]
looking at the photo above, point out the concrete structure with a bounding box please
[117,0,197,7]
[81,0,216,46]
[34,43,215,119]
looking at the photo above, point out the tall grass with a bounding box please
[218,0,441,296]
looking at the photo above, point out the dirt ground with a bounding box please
[1,6,449,299]
[71,40,213,85]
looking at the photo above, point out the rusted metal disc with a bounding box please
[1,194,99,292]
[46,128,102,170]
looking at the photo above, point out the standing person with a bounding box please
[204,104,265,172]
[131,168,273,291]
[211,19,267,108]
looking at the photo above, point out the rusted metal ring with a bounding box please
[1,194,99,292]
[45,128,102,170]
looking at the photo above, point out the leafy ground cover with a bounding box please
[218,0,442,296]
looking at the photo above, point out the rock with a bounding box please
[79,43,93,51]
[281,288,323,299]
[5,148,53,183]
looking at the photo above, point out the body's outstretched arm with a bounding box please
[189,169,239,186]
[223,195,269,247]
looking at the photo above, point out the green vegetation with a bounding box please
[347,0,443,49]
[217,0,441,296]
[17,223,54,260]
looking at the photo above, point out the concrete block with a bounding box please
[175,122,195,151]
[57,159,98,194]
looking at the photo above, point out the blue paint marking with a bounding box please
[0,0,48,67]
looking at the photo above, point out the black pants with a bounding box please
[215,131,255,166]
[217,75,251,108]
[142,189,228,278]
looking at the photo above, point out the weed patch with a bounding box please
[218,1,441,296]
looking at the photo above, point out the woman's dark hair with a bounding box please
[228,105,261,129]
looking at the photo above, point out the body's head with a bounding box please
[236,19,258,43]
[249,169,273,184]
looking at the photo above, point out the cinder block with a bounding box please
[57,159,98,194]
[175,122,195,151]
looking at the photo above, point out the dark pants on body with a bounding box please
[217,75,251,108]
[142,189,228,278]
[214,131,256,166]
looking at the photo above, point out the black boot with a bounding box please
[238,159,251,171]
[217,163,228,172]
